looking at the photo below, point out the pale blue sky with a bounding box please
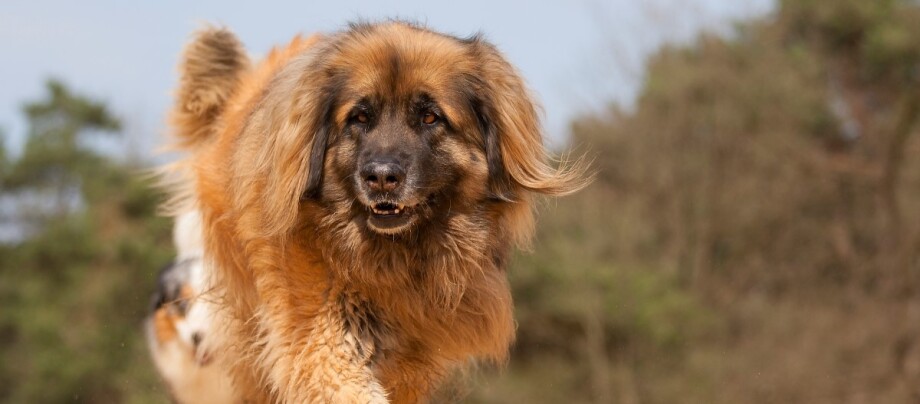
[0,0,772,159]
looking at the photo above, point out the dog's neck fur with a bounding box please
[298,198,518,400]
[311,199,515,344]
[200,193,519,401]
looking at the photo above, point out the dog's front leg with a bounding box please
[262,297,388,404]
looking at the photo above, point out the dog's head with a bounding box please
[175,22,588,241]
[304,23,525,235]
[288,23,586,237]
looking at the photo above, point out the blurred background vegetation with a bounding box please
[2,1,920,403]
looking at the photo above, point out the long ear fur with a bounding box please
[302,85,339,199]
[231,42,338,237]
[469,38,592,200]
[172,27,249,148]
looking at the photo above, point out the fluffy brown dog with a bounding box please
[165,21,587,403]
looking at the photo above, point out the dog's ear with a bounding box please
[172,26,249,148]
[303,132,327,199]
[223,34,329,237]
[303,99,334,199]
[467,38,591,201]
[266,77,333,232]
[470,97,515,201]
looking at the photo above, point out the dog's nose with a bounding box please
[362,161,405,192]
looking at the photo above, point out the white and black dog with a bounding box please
[145,212,236,403]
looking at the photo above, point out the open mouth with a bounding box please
[367,201,417,233]
[371,202,409,216]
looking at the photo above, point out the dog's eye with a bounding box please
[422,111,438,125]
[354,111,369,124]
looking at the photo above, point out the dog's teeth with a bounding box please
[394,208,400,214]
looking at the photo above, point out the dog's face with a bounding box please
[234,22,583,243]
[300,24,513,236]
[339,89,471,234]
[324,35,499,235]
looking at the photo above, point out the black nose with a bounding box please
[361,161,405,193]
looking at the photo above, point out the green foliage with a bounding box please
[861,7,920,79]
[781,0,920,81]
[0,80,172,403]
[781,0,892,47]
[6,80,119,192]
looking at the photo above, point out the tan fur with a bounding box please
[146,313,238,404]
[171,26,250,148]
[165,21,588,403]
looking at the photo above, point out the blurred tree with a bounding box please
[471,1,920,403]
[0,80,172,403]
[4,80,121,225]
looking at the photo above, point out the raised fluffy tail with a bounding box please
[171,27,249,149]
